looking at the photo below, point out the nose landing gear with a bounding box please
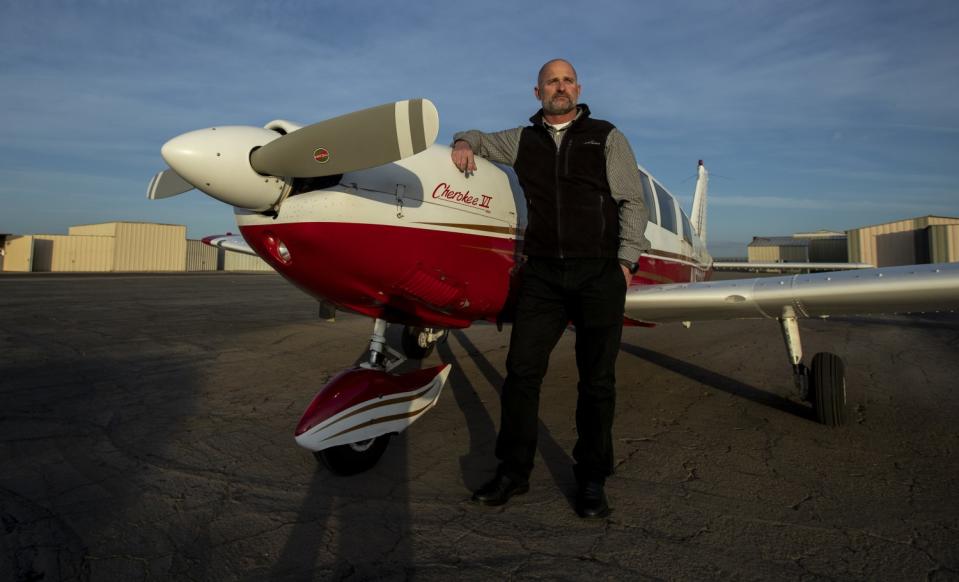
[295,318,451,474]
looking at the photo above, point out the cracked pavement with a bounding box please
[1,272,957,581]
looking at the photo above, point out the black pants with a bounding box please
[496,257,626,484]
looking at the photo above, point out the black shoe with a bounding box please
[575,480,610,518]
[471,474,530,506]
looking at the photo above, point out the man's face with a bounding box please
[535,61,580,116]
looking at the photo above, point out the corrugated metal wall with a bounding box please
[186,239,219,271]
[929,224,959,263]
[31,235,115,272]
[5,222,215,272]
[3,236,34,271]
[67,221,188,271]
[223,250,273,271]
[69,223,118,237]
[748,246,775,262]
[809,238,847,262]
[748,245,808,262]
[848,216,959,266]
[876,230,922,267]
[114,223,186,271]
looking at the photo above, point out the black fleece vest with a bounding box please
[514,105,618,258]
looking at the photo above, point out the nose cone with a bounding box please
[157,125,288,211]
[160,129,207,188]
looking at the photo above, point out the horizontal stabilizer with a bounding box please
[202,234,258,257]
[147,169,194,200]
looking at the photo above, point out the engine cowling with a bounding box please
[161,126,291,211]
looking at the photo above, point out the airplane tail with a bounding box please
[690,160,709,244]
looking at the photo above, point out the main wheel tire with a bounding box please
[810,352,847,427]
[314,435,391,475]
[401,326,435,360]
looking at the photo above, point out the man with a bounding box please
[450,59,650,518]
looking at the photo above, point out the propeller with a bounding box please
[149,98,440,211]
[249,98,439,178]
[146,168,194,200]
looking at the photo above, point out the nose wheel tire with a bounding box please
[809,352,847,427]
[314,435,391,475]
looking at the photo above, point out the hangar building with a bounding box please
[747,216,958,267]
[2,221,271,273]
[747,230,849,264]
[847,216,959,267]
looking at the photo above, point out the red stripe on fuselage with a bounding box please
[239,222,709,328]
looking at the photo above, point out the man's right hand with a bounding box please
[451,140,477,175]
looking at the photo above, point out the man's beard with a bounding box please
[543,94,576,115]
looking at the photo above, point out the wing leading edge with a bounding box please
[711,261,873,271]
[625,262,959,324]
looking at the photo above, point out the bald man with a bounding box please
[451,59,649,518]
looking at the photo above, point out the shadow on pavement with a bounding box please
[444,329,578,506]
[0,352,204,581]
[620,342,812,420]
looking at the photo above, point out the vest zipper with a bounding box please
[555,132,564,259]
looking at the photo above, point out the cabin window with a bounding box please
[681,210,693,244]
[654,183,677,234]
[637,170,657,225]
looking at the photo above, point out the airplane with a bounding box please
[148,98,959,475]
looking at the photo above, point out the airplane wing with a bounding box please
[626,262,959,324]
[711,261,873,271]
[202,234,259,257]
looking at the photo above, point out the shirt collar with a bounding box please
[530,103,591,128]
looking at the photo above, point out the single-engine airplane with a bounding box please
[149,98,959,475]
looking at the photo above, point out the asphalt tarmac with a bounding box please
[1,272,957,581]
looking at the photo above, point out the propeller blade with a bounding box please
[147,169,194,200]
[249,98,439,178]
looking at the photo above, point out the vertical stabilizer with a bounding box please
[690,160,709,244]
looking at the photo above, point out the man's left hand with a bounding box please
[621,264,631,287]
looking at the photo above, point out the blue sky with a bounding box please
[1,1,957,257]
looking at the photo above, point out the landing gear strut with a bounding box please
[361,318,405,372]
[779,310,847,427]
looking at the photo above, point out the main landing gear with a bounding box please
[779,311,847,426]
[294,318,451,475]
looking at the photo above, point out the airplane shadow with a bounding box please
[0,354,203,581]
[269,339,415,579]
[619,342,813,421]
[443,329,579,507]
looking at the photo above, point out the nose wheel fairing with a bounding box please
[294,364,451,452]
